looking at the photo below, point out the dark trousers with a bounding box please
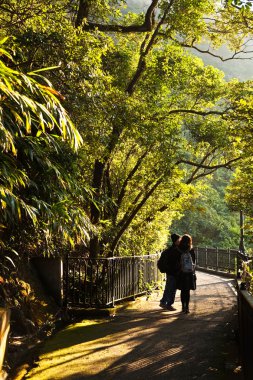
[160,275,177,306]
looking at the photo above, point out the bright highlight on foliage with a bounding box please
[1,0,253,266]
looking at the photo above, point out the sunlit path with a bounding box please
[24,271,242,380]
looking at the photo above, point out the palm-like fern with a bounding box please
[0,39,92,260]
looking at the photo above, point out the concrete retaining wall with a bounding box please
[31,257,63,306]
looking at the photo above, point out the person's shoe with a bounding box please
[166,305,177,311]
[159,302,167,309]
[184,308,190,314]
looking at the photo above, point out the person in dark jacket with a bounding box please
[159,233,181,311]
[176,234,196,314]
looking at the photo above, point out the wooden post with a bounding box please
[0,308,10,379]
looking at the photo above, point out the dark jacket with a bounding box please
[165,245,182,276]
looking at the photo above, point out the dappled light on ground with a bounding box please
[25,272,241,380]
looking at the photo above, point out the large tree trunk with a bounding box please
[75,0,89,28]
[89,124,123,257]
[89,159,104,258]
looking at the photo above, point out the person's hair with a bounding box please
[171,233,180,243]
[178,234,192,251]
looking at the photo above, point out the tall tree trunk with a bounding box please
[89,123,123,257]
[75,0,89,28]
[89,159,104,257]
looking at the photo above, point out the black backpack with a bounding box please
[157,249,169,273]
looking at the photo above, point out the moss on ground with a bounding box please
[24,319,110,380]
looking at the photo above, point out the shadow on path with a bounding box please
[24,271,243,380]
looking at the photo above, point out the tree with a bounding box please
[226,159,253,249]
[1,0,253,258]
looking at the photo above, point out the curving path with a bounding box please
[23,271,243,380]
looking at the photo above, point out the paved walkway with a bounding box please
[21,271,243,380]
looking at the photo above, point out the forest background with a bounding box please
[2,0,253,323]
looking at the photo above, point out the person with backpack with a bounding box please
[176,234,196,314]
[158,233,181,311]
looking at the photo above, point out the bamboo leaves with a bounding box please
[0,41,92,253]
[0,51,82,151]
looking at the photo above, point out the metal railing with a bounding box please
[63,247,239,308]
[195,246,238,274]
[63,254,161,308]
[63,247,240,308]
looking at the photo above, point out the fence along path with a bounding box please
[25,271,242,380]
[64,247,238,308]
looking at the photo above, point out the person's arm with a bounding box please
[190,248,196,264]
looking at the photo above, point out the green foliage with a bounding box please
[171,170,240,248]
[0,40,92,266]
[226,159,253,248]
[1,0,253,261]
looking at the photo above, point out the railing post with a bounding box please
[228,248,231,273]
[132,252,136,300]
[205,247,208,268]
[195,246,199,267]
[63,253,69,308]
[237,251,241,279]
[216,247,219,271]
[111,258,115,307]
[147,254,150,290]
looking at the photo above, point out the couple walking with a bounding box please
[159,233,196,314]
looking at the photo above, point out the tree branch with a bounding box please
[167,108,231,116]
[116,149,149,211]
[139,156,240,225]
[177,156,241,171]
[126,0,175,94]
[82,0,159,33]
[117,178,155,230]
[178,39,253,61]
[186,167,219,182]
[110,176,164,255]
[184,148,217,184]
